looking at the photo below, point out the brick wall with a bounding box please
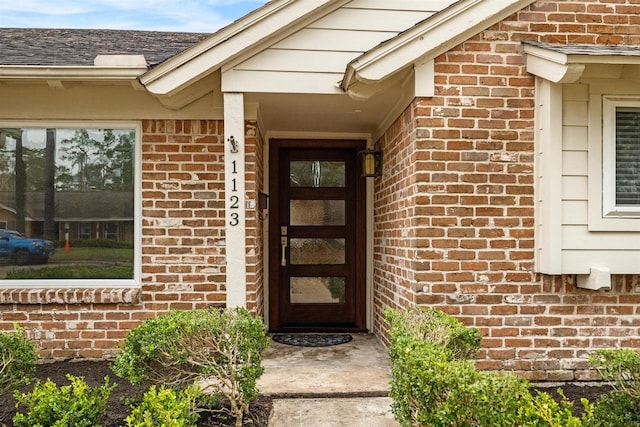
[372,0,640,381]
[245,122,265,316]
[0,119,264,359]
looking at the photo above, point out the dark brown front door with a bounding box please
[269,139,366,331]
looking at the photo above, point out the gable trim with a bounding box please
[341,0,536,99]
[140,0,342,101]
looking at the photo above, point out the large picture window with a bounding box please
[0,125,137,284]
[603,99,640,217]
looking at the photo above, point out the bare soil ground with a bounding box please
[0,360,271,427]
[0,359,611,426]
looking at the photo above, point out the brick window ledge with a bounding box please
[0,288,142,305]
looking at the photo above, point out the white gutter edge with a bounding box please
[341,0,536,92]
[0,65,147,81]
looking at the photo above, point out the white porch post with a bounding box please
[224,92,246,307]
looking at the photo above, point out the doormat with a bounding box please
[272,333,353,347]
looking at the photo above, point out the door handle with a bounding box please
[280,236,288,266]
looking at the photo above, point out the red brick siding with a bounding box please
[0,119,263,359]
[245,122,265,316]
[373,0,640,380]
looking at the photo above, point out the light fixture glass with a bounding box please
[358,149,382,178]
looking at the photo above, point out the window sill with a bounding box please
[0,287,142,305]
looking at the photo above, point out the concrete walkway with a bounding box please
[258,333,399,426]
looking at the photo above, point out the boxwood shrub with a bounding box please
[0,325,37,395]
[112,307,269,427]
[385,307,596,427]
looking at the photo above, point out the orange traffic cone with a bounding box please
[64,239,70,252]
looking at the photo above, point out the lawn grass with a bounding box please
[4,247,134,279]
[50,247,133,263]
[7,264,133,279]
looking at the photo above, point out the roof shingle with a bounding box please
[0,28,209,67]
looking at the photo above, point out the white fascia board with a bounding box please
[342,0,536,92]
[0,65,147,81]
[523,44,584,83]
[140,0,339,97]
[524,44,640,83]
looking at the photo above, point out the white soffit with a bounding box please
[341,0,536,99]
[524,41,640,83]
[140,0,341,98]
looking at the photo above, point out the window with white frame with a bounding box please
[602,98,640,217]
[0,124,137,283]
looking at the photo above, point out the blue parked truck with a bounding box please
[0,230,55,265]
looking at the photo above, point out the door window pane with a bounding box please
[290,277,345,304]
[290,161,345,187]
[290,200,345,226]
[290,238,345,264]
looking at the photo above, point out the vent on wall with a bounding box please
[576,267,612,291]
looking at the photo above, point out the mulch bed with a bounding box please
[0,359,612,426]
[0,360,272,427]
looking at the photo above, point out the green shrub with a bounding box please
[386,307,481,361]
[124,385,200,427]
[519,389,596,427]
[589,348,640,399]
[593,391,640,427]
[112,307,269,427]
[0,325,38,395]
[12,374,115,427]
[388,339,531,426]
[589,349,640,426]
[7,264,133,279]
[386,307,597,427]
[54,238,134,249]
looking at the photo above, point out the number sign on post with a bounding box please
[224,93,246,307]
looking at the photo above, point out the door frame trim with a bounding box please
[267,138,367,332]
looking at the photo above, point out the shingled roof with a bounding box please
[523,40,640,57]
[0,28,210,67]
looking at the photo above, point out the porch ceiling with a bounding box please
[247,68,412,137]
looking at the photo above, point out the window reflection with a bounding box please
[290,277,345,304]
[0,127,135,280]
[290,238,345,264]
[290,161,345,187]
[290,200,345,226]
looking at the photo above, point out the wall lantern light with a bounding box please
[358,148,383,178]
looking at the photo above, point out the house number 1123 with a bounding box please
[229,160,240,227]
[229,159,240,226]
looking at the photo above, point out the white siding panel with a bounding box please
[563,83,589,102]
[222,69,344,94]
[563,126,588,151]
[309,9,434,32]
[562,151,588,176]
[236,49,360,73]
[563,101,589,126]
[562,225,640,250]
[562,201,588,225]
[561,177,588,201]
[563,251,640,274]
[271,28,396,52]
[346,0,457,12]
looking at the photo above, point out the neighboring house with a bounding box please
[1,0,639,380]
[0,192,134,241]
